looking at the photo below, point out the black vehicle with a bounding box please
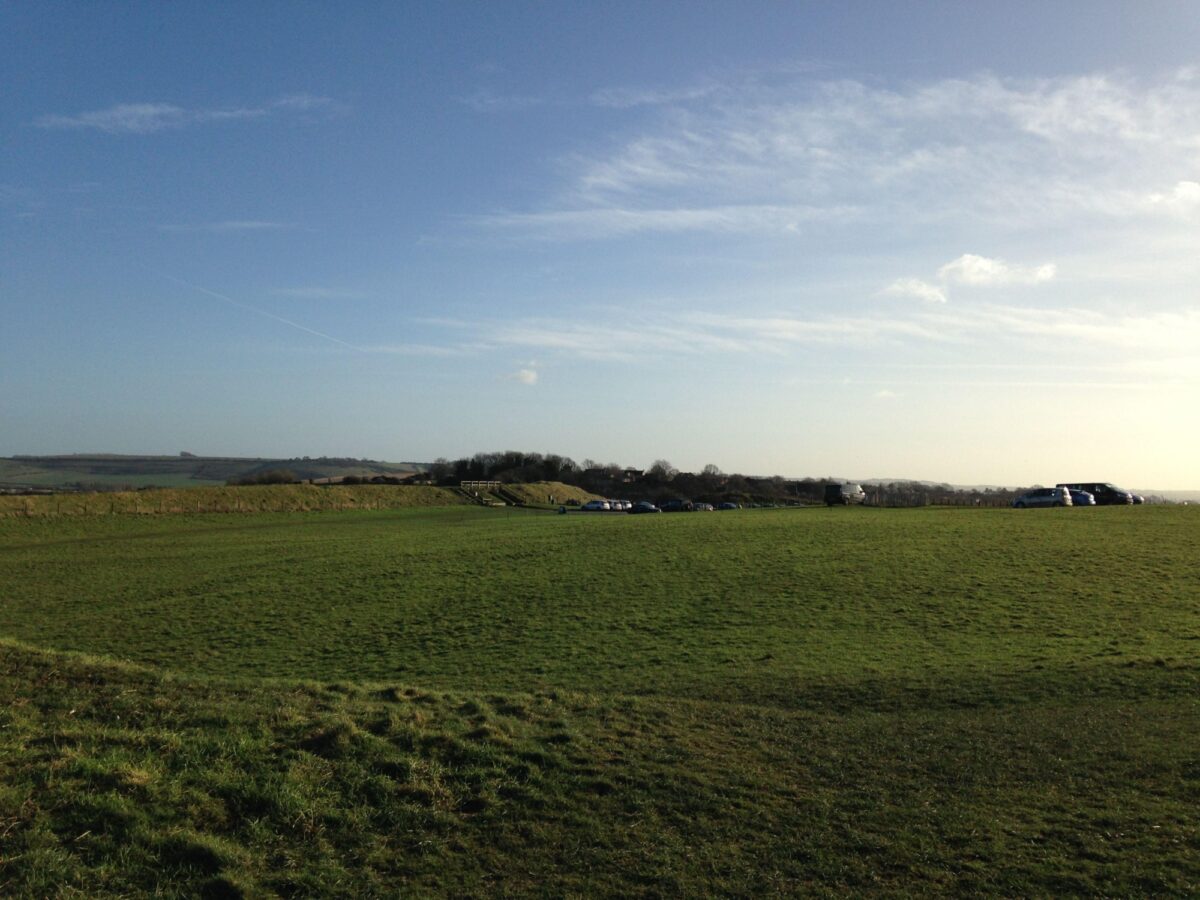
[659,499,693,512]
[824,483,866,506]
[1055,482,1134,505]
[628,501,661,514]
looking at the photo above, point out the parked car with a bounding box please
[1012,487,1072,508]
[1055,483,1133,505]
[628,501,661,514]
[660,499,693,512]
[824,483,866,506]
[1068,489,1096,506]
[718,502,740,510]
[581,499,610,512]
[692,502,715,511]
[1131,494,1145,505]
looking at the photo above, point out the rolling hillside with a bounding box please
[0,455,428,490]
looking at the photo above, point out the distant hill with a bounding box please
[0,454,428,490]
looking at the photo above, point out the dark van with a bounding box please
[1056,482,1134,505]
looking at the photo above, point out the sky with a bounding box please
[2,2,1199,488]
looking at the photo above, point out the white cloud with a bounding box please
[883,278,947,304]
[35,95,337,133]
[937,254,1056,286]
[874,389,899,399]
[509,368,539,385]
[1147,180,1200,215]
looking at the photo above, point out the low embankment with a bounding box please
[0,480,596,518]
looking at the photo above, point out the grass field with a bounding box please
[2,505,1198,895]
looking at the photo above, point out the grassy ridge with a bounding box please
[2,640,1197,896]
[0,484,468,518]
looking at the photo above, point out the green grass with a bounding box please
[1,506,1198,895]
[2,506,1196,705]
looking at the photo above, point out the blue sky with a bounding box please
[3,2,1199,487]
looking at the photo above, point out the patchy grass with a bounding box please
[1,641,1196,896]
[1,505,1198,894]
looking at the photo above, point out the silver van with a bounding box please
[1012,487,1072,508]
[824,483,866,506]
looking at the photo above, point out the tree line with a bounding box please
[423,451,1029,507]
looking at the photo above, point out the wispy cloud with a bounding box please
[159,221,295,234]
[459,89,547,112]
[35,94,339,134]
[477,69,1200,239]
[359,343,469,357]
[272,286,367,300]
[452,303,1200,383]
[589,81,723,109]
[475,203,858,239]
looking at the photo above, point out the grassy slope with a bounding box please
[497,481,600,506]
[1,507,1198,895]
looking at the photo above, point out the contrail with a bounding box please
[152,271,365,351]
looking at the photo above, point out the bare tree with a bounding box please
[648,459,678,482]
